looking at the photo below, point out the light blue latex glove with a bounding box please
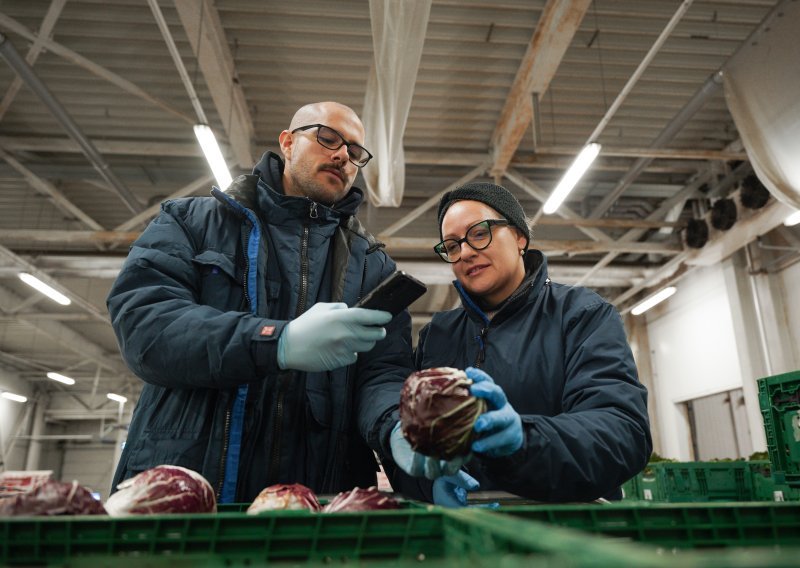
[277,302,391,372]
[389,422,468,480]
[433,470,479,508]
[467,367,524,458]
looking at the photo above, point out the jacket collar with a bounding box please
[212,152,381,248]
[455,249,549,323]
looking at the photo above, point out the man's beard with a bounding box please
[289,162,349,205]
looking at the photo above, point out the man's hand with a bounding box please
[278,303,391,372]
[467,367,524,458]
[389,422,467,480]
[432,470,479,508]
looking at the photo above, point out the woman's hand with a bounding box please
[467,367,524,457]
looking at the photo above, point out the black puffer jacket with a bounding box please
[415,251,652,501]
[107,152,413,502]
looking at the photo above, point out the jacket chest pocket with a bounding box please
[192,250,243,309]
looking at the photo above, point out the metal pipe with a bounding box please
[147,0,207,124]
[589,71,724,218]
[744,243,773,376]
[587,0,696,143]
[0,32,143,214]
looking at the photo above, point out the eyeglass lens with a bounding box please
[316,126,369,166]
[441,221,494,260]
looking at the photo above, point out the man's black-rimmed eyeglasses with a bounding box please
[434,219,510,263]
[291,124,373,168]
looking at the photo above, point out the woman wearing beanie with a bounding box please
[390,182,652,505]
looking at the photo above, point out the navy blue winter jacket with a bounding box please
[415,250,652,501]
[107,152,413,502]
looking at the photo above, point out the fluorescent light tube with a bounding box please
[107,393,128,404]
[18,273,71,305]
[543,143,601,215]
[784,210,800,227]
[2,392,27,403]
[47,372,75,385]
[194,124,233,190]
[631,286,677,316]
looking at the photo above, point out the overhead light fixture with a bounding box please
[784,210,800,227]
[631,286,677,316]
[2,391,27,403]
[194,124,233,190]
[47,372,75,385]
[107,393,128,404]
[18,273,71,305]
[543,143,601,215]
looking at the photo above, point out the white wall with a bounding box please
[644,248,799,461]
[644,262,745,460]
[778,260,800,367]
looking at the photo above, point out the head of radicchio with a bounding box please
[322,486,400,513]
[399,367,486,460]
[0,480,106,517]
[104,465,216,517]
[247,483,321,514]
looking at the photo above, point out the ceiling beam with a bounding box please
[384,237,681,256]
[0,284,128,376]
[0,135,738,169]
[489,0,592,176]
[0,229,681,256]
[0,136,200,157]
[379,162,488,237]
[505,168,613,242]
[0,147,104,231]
[173,0,255,168]
[115,174,214,231]
[0,0,66,121]
[0,245,109,324]
[0,12,193,125]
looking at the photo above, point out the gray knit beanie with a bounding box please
[437,182,531,249]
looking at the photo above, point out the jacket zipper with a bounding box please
[474,326,489,368]
[267,201,316,483]
[215,409,231,499]
[216,223,254,499]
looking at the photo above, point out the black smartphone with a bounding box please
[355,271,427,316]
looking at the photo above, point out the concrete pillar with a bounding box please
[24,392,48,471]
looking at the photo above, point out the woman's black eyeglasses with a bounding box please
[291,124,373,168]
[434,219,510,263]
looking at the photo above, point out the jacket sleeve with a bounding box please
[352,254,415,459]
[106,204,285,389]
[479,301,652,502]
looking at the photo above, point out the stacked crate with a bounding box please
[758,370,800,490]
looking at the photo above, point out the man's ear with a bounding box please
[278,130,292,160]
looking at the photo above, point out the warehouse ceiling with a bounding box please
[0,0,798,404]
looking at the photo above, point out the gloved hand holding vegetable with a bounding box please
[467,367,524,457]
[278,302,391,372]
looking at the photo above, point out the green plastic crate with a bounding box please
[758,370,800,487]
[0,509,444,566]
[0,507,671,567]
[5,506,800,568]
[492,501,800,549]
[750,461,800,502]
[631,461,754,502]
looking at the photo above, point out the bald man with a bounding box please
[107,102,414,502]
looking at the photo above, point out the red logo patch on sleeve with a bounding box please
[260,325,276,337]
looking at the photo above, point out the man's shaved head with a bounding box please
[288,102,362,133]
[279,102,367,205]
